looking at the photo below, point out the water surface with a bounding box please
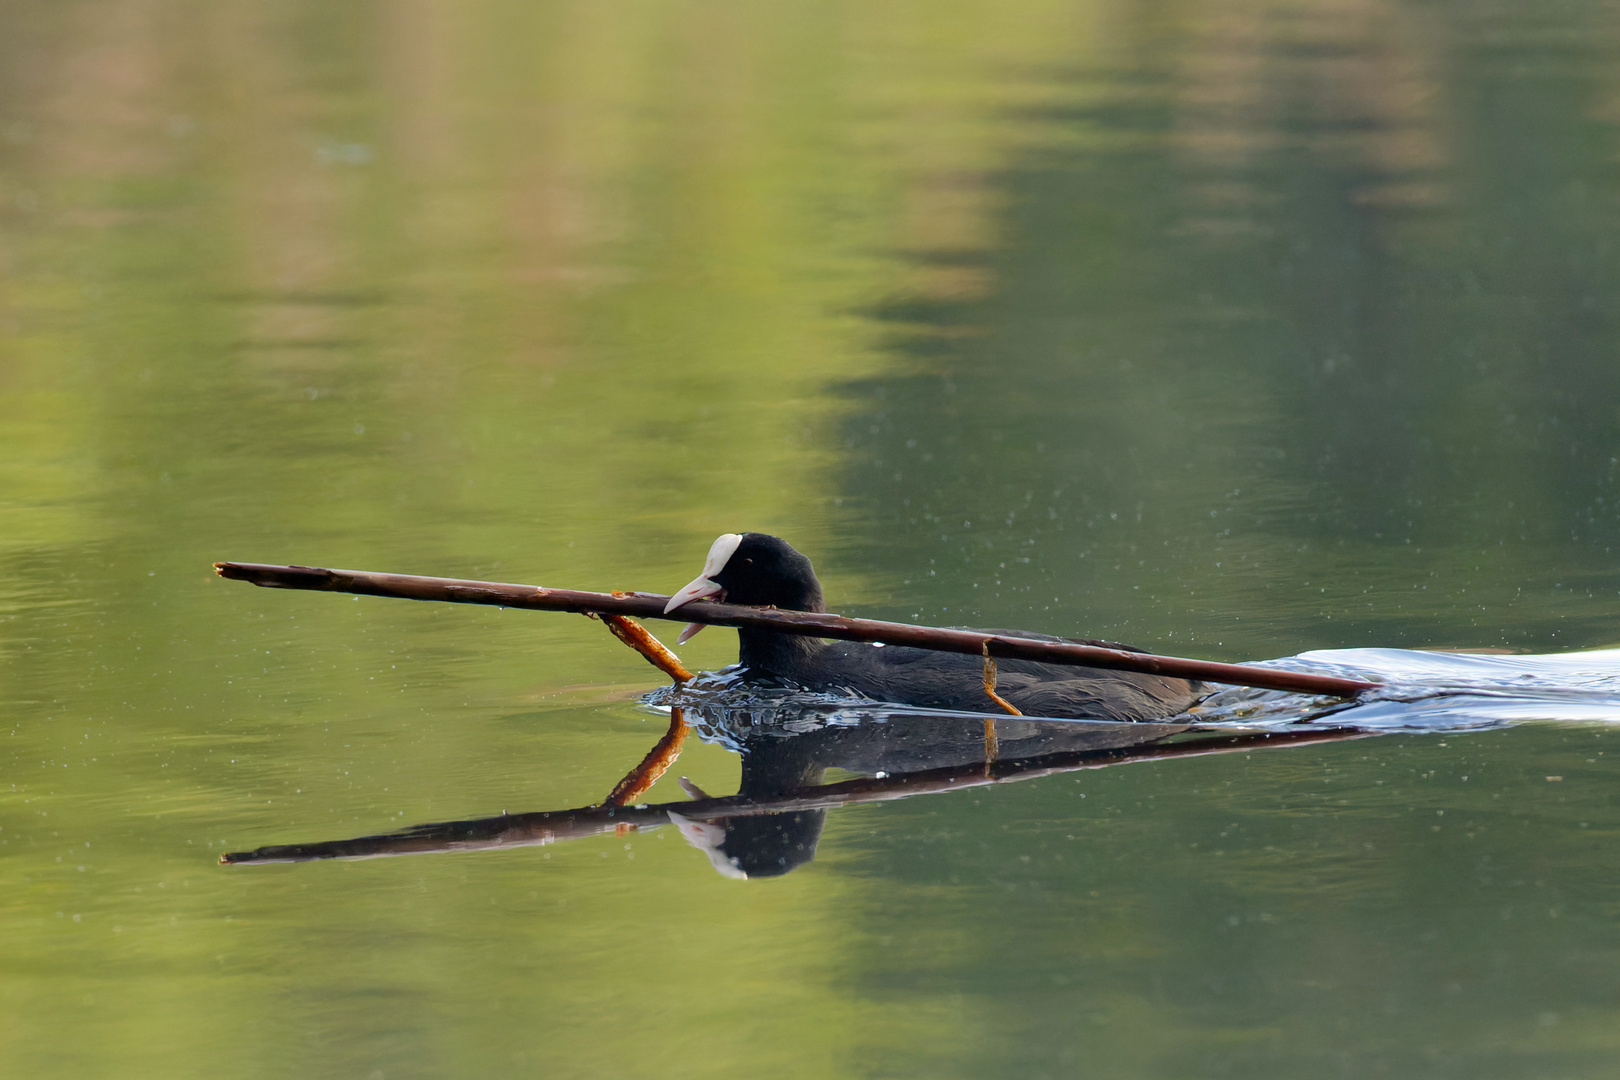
[4,1,1620,1076]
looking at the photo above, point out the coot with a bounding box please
[664,533,1204,722]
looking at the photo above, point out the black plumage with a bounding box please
[669,533,1204,722]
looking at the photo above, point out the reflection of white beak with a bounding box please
[664,533,742,644]
[668,811,747,879]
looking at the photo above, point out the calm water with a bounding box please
[5,1,1620,1076]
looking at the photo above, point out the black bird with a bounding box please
[664,532,1205,722]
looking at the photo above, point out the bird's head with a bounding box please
[663,532,825,643]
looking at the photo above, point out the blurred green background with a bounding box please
[3,0,1620,1076]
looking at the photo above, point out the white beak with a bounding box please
[663,573,725,615]
[675,620,712,646]
[665,575,724,643]
[663,533,743,644]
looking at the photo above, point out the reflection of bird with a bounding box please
[667,703,1192,879]
[665,533,1204,722]
[669,761,824,880]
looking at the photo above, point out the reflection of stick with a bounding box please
[595,615,691,808]
[603,707,690,807]
[599,612,692,683]
[214,562,1381,699]
[220,727,1367,865]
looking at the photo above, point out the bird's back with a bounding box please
[769,632,1203,722]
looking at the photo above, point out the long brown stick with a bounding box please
[598,613,693,683]
[213,561,1380,698]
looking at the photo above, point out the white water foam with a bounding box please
[1189,646,1620,731]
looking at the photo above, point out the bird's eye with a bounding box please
[743,558,753,565]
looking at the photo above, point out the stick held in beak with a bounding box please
[665,533,743,643]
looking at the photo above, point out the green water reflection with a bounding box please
[3,0,1620,1076]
